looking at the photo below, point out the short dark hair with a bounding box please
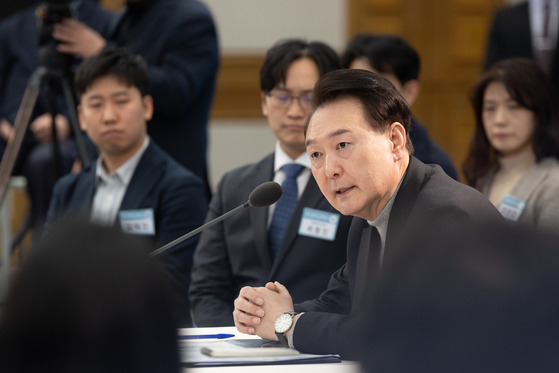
[463,57,559,187]
[307,69,414,153]
[0,217,180,372]
[75,47,151,99]
[341,33,420,85]
[260,39,341,92]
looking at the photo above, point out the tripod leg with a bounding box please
[46,78,63,179]
[60,75,91,169]
[0,68,46,207]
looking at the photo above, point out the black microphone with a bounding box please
[150,181,282,257]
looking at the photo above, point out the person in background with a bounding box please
[232,69,503,358]
[52,0,219,198]
[189,39,353,327]
[0,0,114,238]
[341,33,458,180]
[360,219,559,372]
[484,0,559,95]
[463,58,559,229]
[0,217,181,372]
[46,48,208,326]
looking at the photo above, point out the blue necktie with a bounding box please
[268,163,305,259]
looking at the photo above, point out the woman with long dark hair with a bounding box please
[463,58,559,229]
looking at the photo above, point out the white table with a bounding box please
[179,327,362,373]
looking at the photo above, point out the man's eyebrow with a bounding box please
[85,94,102,101]
[85,91,129,101]
[305,129,351,147]
[110,91,130,98]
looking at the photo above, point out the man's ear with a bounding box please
[401,79,420,106]
[261,92,269,117]
[143,95,154,121]
[78,105,87,132]
[389,122,407,160]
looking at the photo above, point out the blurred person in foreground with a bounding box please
[463,57,559,229]
[362,218,559,372]
[0,217,180,372]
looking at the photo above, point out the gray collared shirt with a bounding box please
[90,137,150,225]
[366,176,403,267]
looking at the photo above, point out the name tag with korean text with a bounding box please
[298,208,340,241]
[119,209,156,235]
[498,195,525,222]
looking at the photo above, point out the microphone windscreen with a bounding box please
[248,181,282,207]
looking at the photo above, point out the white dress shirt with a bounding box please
[90,137,150,225]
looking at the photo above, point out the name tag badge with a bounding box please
[298,207,340,241]
[498,195,526,222]
[119,209,156,235]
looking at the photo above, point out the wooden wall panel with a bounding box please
[453,14,492,63]
[100,0,123,11]
[212,55,264,118]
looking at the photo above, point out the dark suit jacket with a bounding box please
[292,157,504,358]
[484,2,559,94]
[189,153,353,326]
[409,117,457,180]
[46,141,208,326]
[110,0,219,197]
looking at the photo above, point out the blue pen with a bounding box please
[180,333,235,340]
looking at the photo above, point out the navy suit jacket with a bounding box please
[484,2,559,94]
[292,157,504,358]
[46,141,208,326]
[110,0,219,196]
[189,153,353,326]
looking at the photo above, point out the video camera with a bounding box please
[36,0,74,72]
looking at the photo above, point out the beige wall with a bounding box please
[204,0,347,53]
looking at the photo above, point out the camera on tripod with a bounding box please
[0,0,91,212]
[36,0,75,73]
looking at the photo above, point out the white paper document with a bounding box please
[181,338,341,367]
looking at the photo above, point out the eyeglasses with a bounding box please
[266,91,313,110]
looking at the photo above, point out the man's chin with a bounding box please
[331,203,355,217]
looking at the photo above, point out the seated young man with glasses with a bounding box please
[189,39,353,327]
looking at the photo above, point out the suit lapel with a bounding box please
[70,165,97,213]
[518,3,534,53]
[249,155,275,270]
[384,157,423,258]
[269,175,323,276]
[119,143,164,213]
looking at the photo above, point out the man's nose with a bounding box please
[324,155,342,178]
[286,97,306,117]
[103,104,117,122]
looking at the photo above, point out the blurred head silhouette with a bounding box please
[361,219,559,372]
[0,216,180,372]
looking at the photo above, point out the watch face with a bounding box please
[274,313,293,333]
